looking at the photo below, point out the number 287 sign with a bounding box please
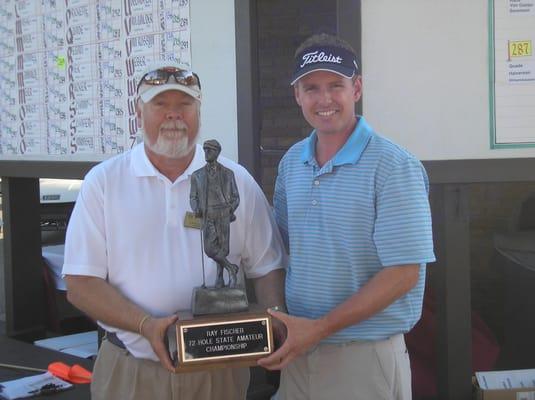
[508,40,532,59]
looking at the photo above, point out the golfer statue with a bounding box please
[190,139,240,289]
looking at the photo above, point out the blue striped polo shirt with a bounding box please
[273,117,436,342]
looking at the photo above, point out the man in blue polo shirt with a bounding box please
[258,34,435,399]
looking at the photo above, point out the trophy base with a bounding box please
[191,286,249,316]
[168,306,274,373]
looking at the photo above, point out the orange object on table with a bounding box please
[48,362,92,384]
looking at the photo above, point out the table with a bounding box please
[0,336,93,399]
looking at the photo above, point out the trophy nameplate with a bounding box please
[168,307,273,373]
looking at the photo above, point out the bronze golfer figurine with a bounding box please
[190,139,240,288]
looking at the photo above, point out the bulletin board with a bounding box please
[490,0,535,148]
[0,0,192,161]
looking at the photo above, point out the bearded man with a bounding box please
[63,61,287,400]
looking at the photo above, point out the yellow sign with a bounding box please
[56,56,66,69]
[508,40,532,59]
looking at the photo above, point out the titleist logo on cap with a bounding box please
[290,45,359,85]
[300,51,343,68]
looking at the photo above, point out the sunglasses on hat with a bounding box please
[136,67,201,92]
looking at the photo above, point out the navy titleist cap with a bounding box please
[291,45,359,85]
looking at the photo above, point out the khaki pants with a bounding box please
[274,334,411,400]
[91,340,250,400]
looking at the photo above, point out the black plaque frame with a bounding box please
[173,311,273,373]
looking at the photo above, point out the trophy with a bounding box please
[167,140,274,373]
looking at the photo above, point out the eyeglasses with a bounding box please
[137,67,201,92]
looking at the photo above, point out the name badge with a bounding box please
[184,211,202,229]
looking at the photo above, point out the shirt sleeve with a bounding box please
[239,171,288,279]
[373,156,436,267]
[273,160,289,252]
[62,167,108,279]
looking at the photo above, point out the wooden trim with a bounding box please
[235,0,261,181]
[424,158,535,183]
[3,178,46,340]
[430,184,473,400]
[0,161,96,179]
[337,0,362,115]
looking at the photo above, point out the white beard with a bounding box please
[142,121,197,159]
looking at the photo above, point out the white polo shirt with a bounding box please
[63,143,287,361]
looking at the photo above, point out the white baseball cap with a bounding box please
[137,60,202,102]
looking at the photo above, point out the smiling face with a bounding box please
[136,89,200,161]
[294,70,362,138]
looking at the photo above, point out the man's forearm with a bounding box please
[316,264,420,341]
[65,275,147,333]
[66,274,179,371]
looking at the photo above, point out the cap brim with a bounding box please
[139,84,202,103]
[290,65,356,86]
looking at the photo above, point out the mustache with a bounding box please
[160,121,188,131]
